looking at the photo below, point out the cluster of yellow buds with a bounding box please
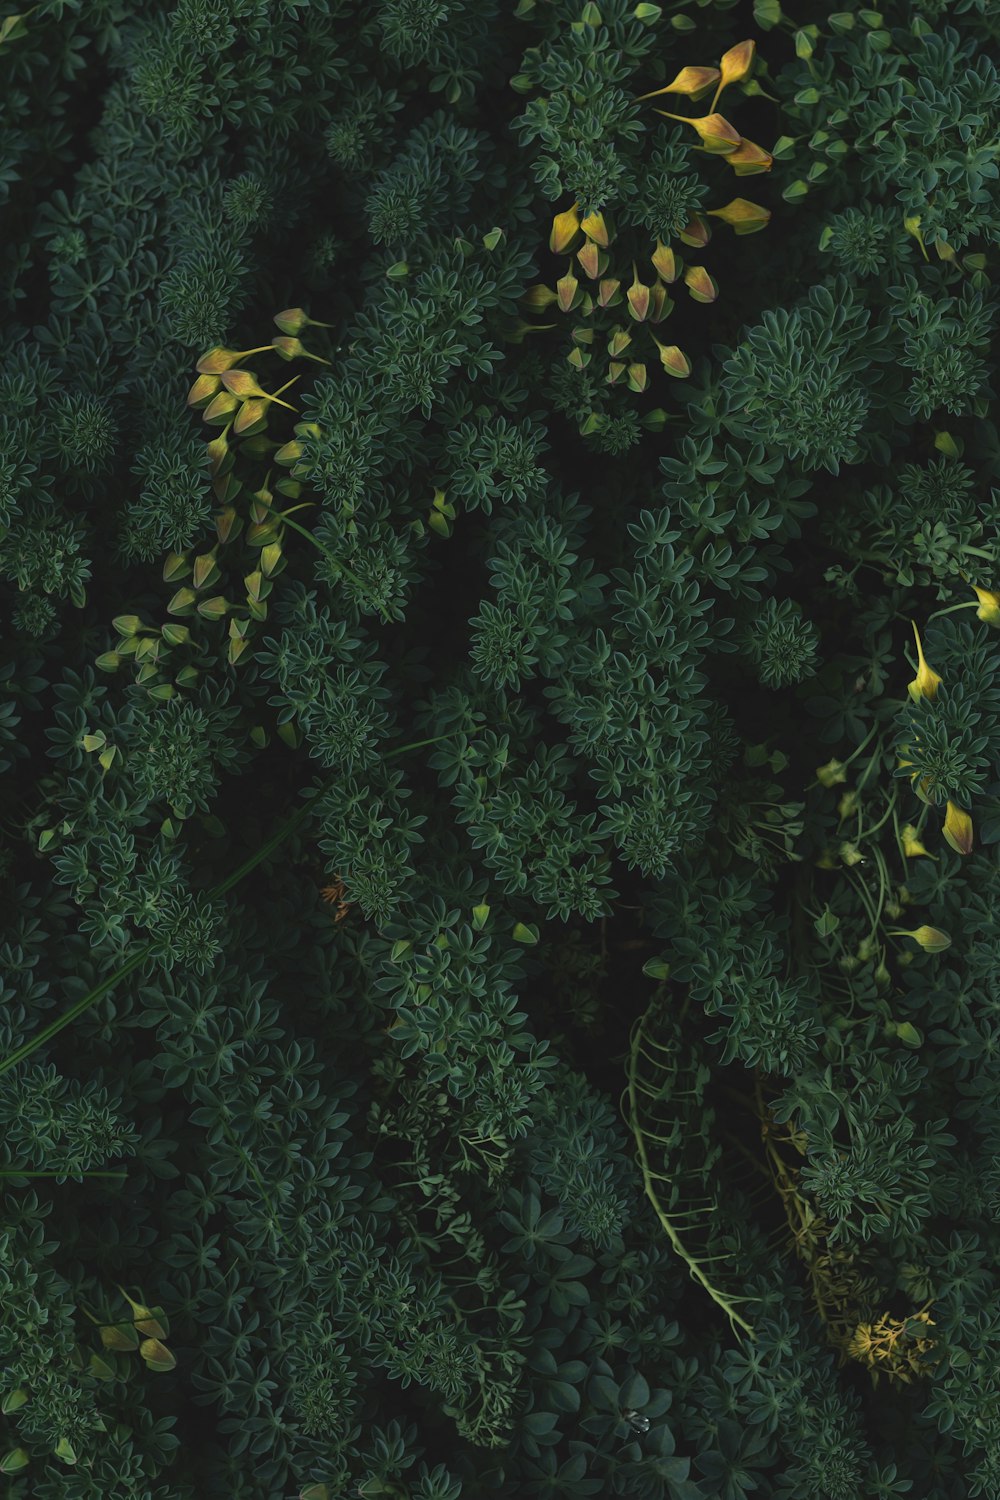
[519,41,770,425]
[98,311,330,698]
[636,41,774,177]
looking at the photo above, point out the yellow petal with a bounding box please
[654,110,742,153]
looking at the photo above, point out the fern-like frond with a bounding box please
[623,993,756,1338]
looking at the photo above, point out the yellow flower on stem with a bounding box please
[635,65,720,104]
[725,138,774,176]
[710,40,756,110]
[653,111,742,153]
[906,621,942,703]
[550,202,581,253]
[900,825,932,859]
[972,585,1000,626]
[888,925,951,952]
[706,198,771,234]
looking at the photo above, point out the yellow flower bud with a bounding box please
[906,621,942,703]
[942,801,973,856]
[706,197,771,235]
[635,65,720,104]
[726,138,774,176]
[719,40,755,82]
[650,336,691,377]
[683,265,718,303]
[653,110,742,153]
[652,241,680,281]
[627,264,651,321]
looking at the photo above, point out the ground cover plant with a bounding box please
[1,0,1000,1495]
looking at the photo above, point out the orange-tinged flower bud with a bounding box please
[726,138,774,175]
[972,584,1000,626]
[635,65,720,103]
[608,328,632,357]
[706,197,771,234]
[652,241,680,281]
[273,307,333,336]
[654,110,742,153]
[943,801,973,856]
[907,621,942,703]
[187,373,221,407]
[576,240,602,278]
[556,271,580,312]
[597,277,622,307]
[683,265,718,302]
[550,202,582,253]
[203,390,240,423]
[651,336,691,377]
[816,758,847,787]
[580,209,610,246]
[717,40,755,91]
[679,214,711,247]
[607,360,626,384]
[627,264,651,321]
[649,282,672,322]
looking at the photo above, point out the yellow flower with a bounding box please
[942,801,973,856]
[706,197,771,235]
[713,40,756,110]
[653,110,742,153]
[888,925,951,952]
[972,584,1000,627]
[906,621,941,703]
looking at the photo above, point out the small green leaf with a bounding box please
[895,1022,923,1048]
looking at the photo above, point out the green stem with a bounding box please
[927,600,979,623]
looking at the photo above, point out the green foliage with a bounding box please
[3,1,1000,1498]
